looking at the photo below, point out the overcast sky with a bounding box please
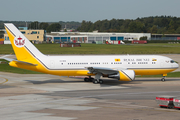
[1,0,180,22]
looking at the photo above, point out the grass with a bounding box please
[36,43,180,54]
[0,43,180,54]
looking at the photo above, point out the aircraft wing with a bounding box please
[86,67,135,82]
[86,67,119,75]
[12,60,38,66]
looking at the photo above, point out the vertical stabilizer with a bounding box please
[4,23,44,60]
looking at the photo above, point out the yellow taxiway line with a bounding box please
[0,77,8,84]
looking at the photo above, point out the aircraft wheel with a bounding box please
[89,78,94,82]
[161,78,165,82]
[99,80,103,84]
[84,78,89,82]
[168,106,173,109]
[93,79,99,84]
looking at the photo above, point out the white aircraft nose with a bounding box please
[175,63,179,69]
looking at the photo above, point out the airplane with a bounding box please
[4,23,179,84]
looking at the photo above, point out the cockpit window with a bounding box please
[170,60,175,63]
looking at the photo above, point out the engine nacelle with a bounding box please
[108,70,135,81]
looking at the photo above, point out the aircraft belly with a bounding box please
[132,68,176,75]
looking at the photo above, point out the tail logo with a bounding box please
[14,36,25,47]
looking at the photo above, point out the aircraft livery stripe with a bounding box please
[121,70,132,81]
[24,46,49,69]
[4,24,16,37]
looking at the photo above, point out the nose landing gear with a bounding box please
[161,77,166,82]
[161,74,167,82]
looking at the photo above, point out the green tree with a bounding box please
[110,18,119,30]
[168,20,175,33]
[157,27,166,34]
[128,21,137,32]
[93,20,102,31]
[39,22,49,30]
[46,23,61,33]
[76,16,180,34]
[150,25,158,33]
[100,19,109,31]
[140,36,147,40]
[176,27,180,34]
[128,21,145,33]
[28,21,39,29]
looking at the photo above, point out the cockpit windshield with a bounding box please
[170,60,175,63]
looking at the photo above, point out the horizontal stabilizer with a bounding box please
[0,55,14,61]
[3,58,14,62]
[12,60,38,66]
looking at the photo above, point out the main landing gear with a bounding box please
[92,79,103,84]
[84,76,94,82]
[93,73,103,84]
[84,76,104,84]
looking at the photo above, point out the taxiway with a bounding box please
[0,72,180,120]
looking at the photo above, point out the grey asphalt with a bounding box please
[0,72,180,120]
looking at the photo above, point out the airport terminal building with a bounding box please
[47,32,151,43]
[4,29,45,44]
[4,27,151,44]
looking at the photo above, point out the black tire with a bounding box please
[93,79,99,84]
[84,78,89,82]
[168,106,173,109]
[99,80,103,84]
[161,78,165,82]
[89,78,94,82]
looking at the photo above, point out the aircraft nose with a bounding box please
[175,63,179,69]
[177,63,179,68]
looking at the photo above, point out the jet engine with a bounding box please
[108,70,135,81]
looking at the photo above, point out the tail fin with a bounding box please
[4,23,44,61]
